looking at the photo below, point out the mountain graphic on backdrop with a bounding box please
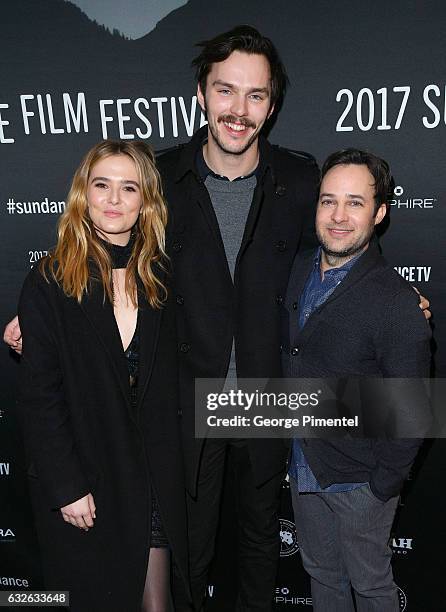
[3,0,441,86]
[68,0,188,40]
[1,0,295,72]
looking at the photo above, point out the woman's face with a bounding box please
[87,154,142,246]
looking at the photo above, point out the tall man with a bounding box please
[4,26,431,612]
[282,149,431,611]
[158,27,319,611]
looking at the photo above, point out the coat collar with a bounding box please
[174,125,276,186]
[79,271,164,421]
[315,237,383,310]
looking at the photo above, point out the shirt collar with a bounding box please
[314,246,365,276]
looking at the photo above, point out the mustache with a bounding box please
[218,115,256,129]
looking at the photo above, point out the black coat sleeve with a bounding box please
[17,270,90,509]
[370,287,432,501]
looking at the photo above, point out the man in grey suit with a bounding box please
[282,148,431,611]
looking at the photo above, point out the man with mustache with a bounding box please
[158,26,319,610]
[4,26,430,612]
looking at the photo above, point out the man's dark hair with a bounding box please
[320,148,394,214]
[192,25,288,110]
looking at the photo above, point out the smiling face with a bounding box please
[316,163,387,268]
[197,50,274,157]
[86,154,142,246]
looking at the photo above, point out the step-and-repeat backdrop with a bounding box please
[1,1,445,610]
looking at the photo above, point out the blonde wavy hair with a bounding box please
[41,140,168,308]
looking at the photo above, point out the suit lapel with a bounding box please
[80,272,168,419]
[79,280,131,408]
[236,184,264,266]
[193,182,232,282]
[195,190,222,245]
[315,244,382,311]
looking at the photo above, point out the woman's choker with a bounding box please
[100,233,135,269]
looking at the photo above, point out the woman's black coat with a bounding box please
[18,265,188,612]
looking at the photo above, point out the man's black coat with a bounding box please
[158,126,319,493]
[281,241,432,501]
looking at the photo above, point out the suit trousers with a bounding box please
[290,478,399,612]
[173,439,283,611]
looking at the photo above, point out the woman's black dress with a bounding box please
[124,319,168,548]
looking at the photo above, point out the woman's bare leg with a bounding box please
[141,547,171,612]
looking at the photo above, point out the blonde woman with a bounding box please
[18,140,188,611]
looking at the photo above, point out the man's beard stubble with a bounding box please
[316,227,375,264]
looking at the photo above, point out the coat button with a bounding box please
[176,295,184,305]
[180,342,190,353]
[173,241,182,252]
[291,347,299,356]
[275,185,286,196]
[276,294,284,305]
[276,240,286,252]
[292,302,298,310]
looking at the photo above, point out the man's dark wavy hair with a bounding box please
[192,25,289,111]
[320,148,395,214]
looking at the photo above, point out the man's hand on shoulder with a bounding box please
[414,288,431,320]
[3,315,22,354]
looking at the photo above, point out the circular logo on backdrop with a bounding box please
[279,519,299,557]
[397,587,407,611]
[394,185,404,196]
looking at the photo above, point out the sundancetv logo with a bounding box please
[394,266,431,283]
[279,519,299,557]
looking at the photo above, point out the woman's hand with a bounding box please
[61,493,96,531]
